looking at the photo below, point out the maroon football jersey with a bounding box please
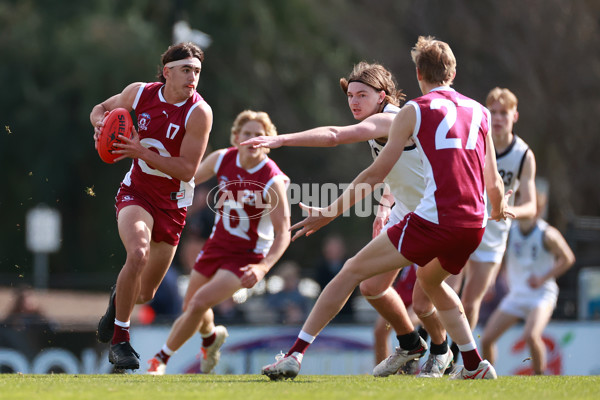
[407,87,490,228]
[203,147,289,256]
[119,82,206,209]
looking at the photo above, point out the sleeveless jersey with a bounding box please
[407,87,491,228]
[505,219,558,297]
[477,135,530,251]
[204,147,289,255]
[120,82,206,209]
[368,104,426,221]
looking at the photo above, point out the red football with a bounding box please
[97,108,134,163]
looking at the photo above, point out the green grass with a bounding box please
[0,374,598,400]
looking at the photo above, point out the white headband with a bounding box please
[164,57,202,69]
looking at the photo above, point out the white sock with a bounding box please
[114,319,130,328]
[161,344,175,356]
[457,342,477,352]
[201,327,216,338]
[298,330,316,344]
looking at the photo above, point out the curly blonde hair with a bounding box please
[230,110,277,151]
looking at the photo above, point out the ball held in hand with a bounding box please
[97,108,134,163]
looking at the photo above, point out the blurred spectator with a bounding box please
[178,182,216,274]
[1,285,57,333]
[477,265,509,327]
[140,183,216,325]
[213,297,247,325]
[268,261,313,325]
[313,234,355,322]
[314,234,346,287]
[138,180,216,324]
[140,267,184,325]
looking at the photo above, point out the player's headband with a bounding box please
[348,78,388,95]
[165,57,202,69]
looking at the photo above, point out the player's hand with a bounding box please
[240,264,267,288]
[240,135,283,149]
[290,202,335,241]
[490,190,516,221]
[372,206,391,238]
[113,126,142,161]
[93,111,110,149]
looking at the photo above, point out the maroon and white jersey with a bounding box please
[407,87,491,228]
[204,147,289,256]
[119,82,206,209]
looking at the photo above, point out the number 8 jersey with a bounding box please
[204,147,289,256]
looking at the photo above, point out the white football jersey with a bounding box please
[471,135,530,262]
[368,104,426,222]
[504,219,558,298]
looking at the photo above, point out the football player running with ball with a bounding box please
[90,42,212,370]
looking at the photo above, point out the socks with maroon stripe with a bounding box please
[156,345,174,364]
[201,327,217,348]
[457,343,483,371]
[285,330,315,357]
[112,319,130,344]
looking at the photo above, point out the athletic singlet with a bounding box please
[367,104,426,221]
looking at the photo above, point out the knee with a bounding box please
[414,304,436,320]
[126,246,150,274]
[524,332,541,347]
[186,298,209,316]
[411,290,433,317]
[339,257,368,285]
[359,280,389,298]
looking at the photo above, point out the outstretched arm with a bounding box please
[290,107,414,240]
[240,113,393,149]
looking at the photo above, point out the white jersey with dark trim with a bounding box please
[368,104,426,222]
[472,135,530,261]
[505,219,558,298]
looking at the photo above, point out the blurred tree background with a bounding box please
[1,0,599,298]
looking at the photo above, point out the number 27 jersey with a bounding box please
[408,87,491,228]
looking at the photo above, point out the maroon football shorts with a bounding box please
[115,187,186,246]
[193,244,265,279]
[387,212,484,275]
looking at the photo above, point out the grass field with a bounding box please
[0,374,598,400]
